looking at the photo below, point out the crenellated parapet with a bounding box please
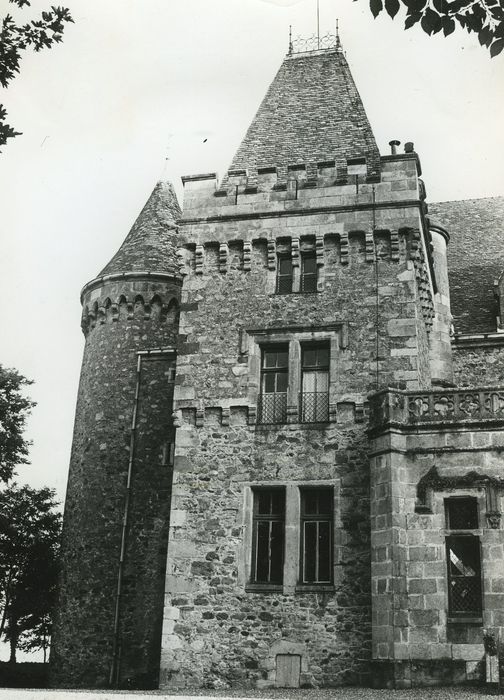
[81,291,180,336]
[181,153,420,216]
[80,272,181,337]
[172,399,368,428]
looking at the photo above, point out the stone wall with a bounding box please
[160,154,436,689]
[51,277,180,688]
[162,418,371,689]
[453,342,504,386]
[369,387,504,688]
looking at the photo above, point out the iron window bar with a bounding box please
[299,392,329,423]
[258,392,288,424]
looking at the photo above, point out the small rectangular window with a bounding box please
[300,344,329,423]
[300,488,333,584]
[446,535,482,616]
[445,497,479,530]
[300,253,317,293]
[276,255,293,294]
[252,489,285,585]
[258,346,288,423]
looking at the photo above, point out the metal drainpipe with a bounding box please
[372,185,380,390]
[109,353,142,688]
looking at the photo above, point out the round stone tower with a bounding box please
[51,181,182,689]
[428,219,454,386]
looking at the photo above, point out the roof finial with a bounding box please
[288,24,293,55]
[336,18,340,48]
[317,0,320,50]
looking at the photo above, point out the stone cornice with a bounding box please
[80,271,182,303]
[179,198,423,226]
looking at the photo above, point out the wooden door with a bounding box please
[275,654,301,688]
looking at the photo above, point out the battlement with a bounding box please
[173,399,368,428]
[181,154,420,218]
[81,288,179,336]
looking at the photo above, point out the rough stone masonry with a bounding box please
[51,40,504,692]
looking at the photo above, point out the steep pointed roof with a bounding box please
[99,181,181,277]
[228,47,381,179]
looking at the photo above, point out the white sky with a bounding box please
[0,0,503,507]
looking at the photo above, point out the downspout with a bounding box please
[109,353,142,688]
[372,185,380,390]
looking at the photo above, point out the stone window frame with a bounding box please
[245,323,347,425]
[272,237,320,296]
[299,486,334,585]
[250,486,286,590]
[240,480,341,595]
[431,488,486,625]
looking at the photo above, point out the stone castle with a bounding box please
[51,36,504,690]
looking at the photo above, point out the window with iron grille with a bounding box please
[300,488,333,584]
[300,253,317,293]
[276,255,293,294]
[251,489,285,585]
[300,344,329,422]
[445,497,482,617]
[258,346,288,423]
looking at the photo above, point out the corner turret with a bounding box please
[52,181,181,689]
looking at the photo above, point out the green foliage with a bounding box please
[361,0,504,56]
[0,0,73,150]
[0,365,35,483]
[0,484,61,663]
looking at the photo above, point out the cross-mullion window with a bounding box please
[300,488,333,584]
[300,253,317,293]
[252,489,285,584]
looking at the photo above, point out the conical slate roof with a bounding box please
[99,181,181,277]
[228,48,381,178]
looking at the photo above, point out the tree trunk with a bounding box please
[8,611,18,664]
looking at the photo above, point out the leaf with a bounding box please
[490,37,504,56]
[465,10,484,32]
[402,0,426,9]
[432,0,448,14]
[370,0,384,18]
[421,7,443,34]
[405,11,422,27]
[442,16,456,34]
[385,0,401,17]
[478,25,493,46]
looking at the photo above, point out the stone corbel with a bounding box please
[195,244,204,274]
[243,240,252,272]
[267,240,276,271]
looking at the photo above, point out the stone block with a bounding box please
[410,609,439,627]
[451,643,484,660]
[408,578,437,594]
[162,633,184,651]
